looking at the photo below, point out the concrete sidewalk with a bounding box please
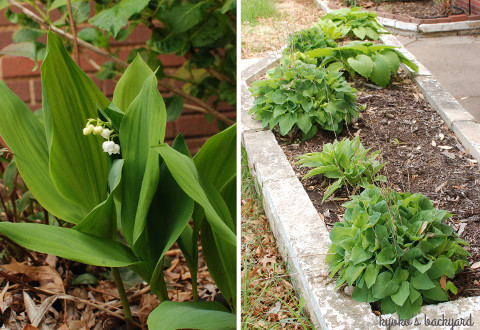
[396,35,480,123]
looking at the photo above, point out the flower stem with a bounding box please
[112,267,135,330]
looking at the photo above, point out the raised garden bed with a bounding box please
[241,14,480,328]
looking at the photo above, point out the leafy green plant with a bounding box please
[296,136,386,202]
[307,41,419,87]
[1,0,236,125]
[283,24,338,54]
[327,186,470,319]
[320,7,388,41]
[248,54,359,140]
[0,31,236,329]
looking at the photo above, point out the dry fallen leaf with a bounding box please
[471,261,480,269]
[439,275,447,289]
[1,259,64,293]
[23,291,59,328]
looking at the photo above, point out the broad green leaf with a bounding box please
[370,54,391,88]
[152,144,236,246]
[147,136,194,295]
[73,160,124,239]
[376,246,396,265]
[113,55,153,113]
[391,281,409,306]
[427,257,455,279]
[42,31,110,211]
[322,178,343,202]
[413,259,433,274]
[0,42,39,69]
[89,0,150,37]
[381,297,396,314]
[3,158,16,192]
[352,285,376,303]
[0,223,137,267]
[344,263,366,285]
[364,263,381,288]
[297,113,312,135]
[422,282,448,302]
[395,296,422,320]
[351,241,373,265]
[193,124,236,193]
[347,54,373,79]
[0,82,87,223]
[119,73,166,250]
[411,272,435,290]
[219,0,236,13]
[353,27,366,40]
[49,0,81,10]
[200,175,237,310]
[278,113,297,136]
[379,50,400,75]
[147,301,235,330]
[372,271,399,299]
[161,3,204,33]
[165,95,185,121]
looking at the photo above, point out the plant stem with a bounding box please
[66,0,79,64]
[111,268,135,330]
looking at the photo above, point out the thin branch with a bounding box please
[8,0,235,126]
[66,0,79,64]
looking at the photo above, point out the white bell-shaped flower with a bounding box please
[93,126,103,135]
[101,128,112,139]
[102,141,121,155]
[83,124,94,135]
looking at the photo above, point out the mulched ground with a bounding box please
[278,72,480,300]
[329,0,466,18]
[0,244,218,329]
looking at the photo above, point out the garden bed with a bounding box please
[278,71,480,301]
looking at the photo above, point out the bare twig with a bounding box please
[7,0,235,126]
[66,0,79,64]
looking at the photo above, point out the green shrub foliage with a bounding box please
[284,24,338,54]
[296,137,386,202]
[321,7,388,41]
[307,41,419,88]
[327,186,470,319]
[248,55,359,140]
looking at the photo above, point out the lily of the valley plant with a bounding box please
[0,31,236,329]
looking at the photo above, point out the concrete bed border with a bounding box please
[241,8,480,330]
[314,0,480,37]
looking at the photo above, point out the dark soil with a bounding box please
[277,72,480,300]
[329,0,466,19]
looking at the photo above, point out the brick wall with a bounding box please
[0,9,235,153]
[454,0,480,15]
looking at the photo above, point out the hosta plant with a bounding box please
[307,41,419,87]
[283,24,338,54]
[320,7,388,41]
[0,31,236,329]
[327,186,470,319]
[248,54,359,140]
[296,136,386,202]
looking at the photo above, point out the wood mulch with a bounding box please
[278,72,480,302]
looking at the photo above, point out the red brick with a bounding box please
[410,18,425,24]
[103,79,116,98]
[450,14,467,22]
[117,47,135,62]
[4,80,30,102]
[437,17,451,23]
[0,9,13,26]
[394,14,410,22]
[382,13,395,19]
[0,30,13,50]
[110,25,151,46]
[185,137,209,155]
[165,121,176,140]
[2,56,41,78]
[468,14,480,20]
[33,79,41,102]
[159,54,185,68]
[424,18,438,24]
[79,49,108,73]
[176,114,219,137]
